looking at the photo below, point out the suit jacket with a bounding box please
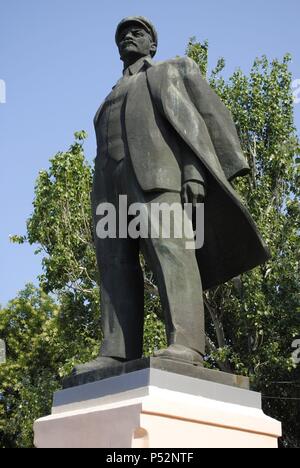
[94,57,207,191]
[94,56,270,290]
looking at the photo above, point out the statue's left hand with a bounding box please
[181,181,206,208]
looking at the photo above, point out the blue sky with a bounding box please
[0,0,299,306]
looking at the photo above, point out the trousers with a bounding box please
[92,155,205,360]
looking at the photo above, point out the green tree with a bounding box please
[10,130,104,363]
[186,38,300,448]
[0,283,103,448]
[0,285,59,447]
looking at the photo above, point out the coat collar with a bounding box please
[123,56,153,77]
[97,57,154,123]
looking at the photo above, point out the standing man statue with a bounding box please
[73,17,269,375]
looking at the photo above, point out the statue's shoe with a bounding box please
[154,344,203,366]
[72,356,126,376]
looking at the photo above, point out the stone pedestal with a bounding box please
[34,360,281,448]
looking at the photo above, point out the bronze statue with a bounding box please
[73,17,269,376]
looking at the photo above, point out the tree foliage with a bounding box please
[0,283,104,448]
[3,42,299,447]
[187,38,300,447]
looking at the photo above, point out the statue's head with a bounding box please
[115,16,158,65]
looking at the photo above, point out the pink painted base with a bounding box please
[34,386,281,448]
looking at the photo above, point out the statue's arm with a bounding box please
[182,150,206,184]
[177,57,250,181]
[94,105,104,157]
[181,149,207,205]
[175,59,208,203]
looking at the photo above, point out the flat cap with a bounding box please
[115,16,158,47]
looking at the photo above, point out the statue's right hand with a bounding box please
[181,181,206,208]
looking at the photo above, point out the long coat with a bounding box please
[94,56,270,290]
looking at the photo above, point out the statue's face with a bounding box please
[117,24,156,63]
